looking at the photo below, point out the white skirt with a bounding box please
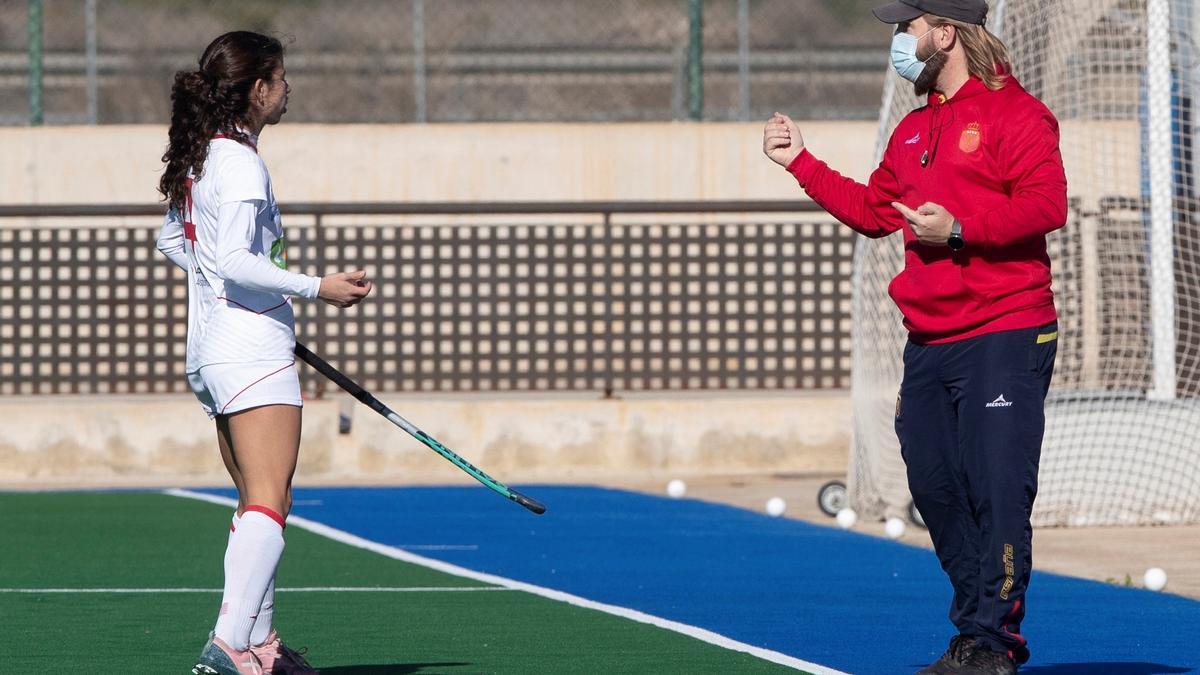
[187,359,302,418]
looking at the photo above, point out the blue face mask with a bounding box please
[890,28,937,83]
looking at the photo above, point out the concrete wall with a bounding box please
[0,121,879,205]
[0,120,1133,207]
[0,393,850,488]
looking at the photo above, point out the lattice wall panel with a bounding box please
[1,220,854,396]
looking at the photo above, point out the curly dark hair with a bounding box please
[158,31,284,210]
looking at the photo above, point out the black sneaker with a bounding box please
[915,635,979,674]
[960,645,1017,675]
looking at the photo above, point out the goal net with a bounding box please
[849,0,1200,527]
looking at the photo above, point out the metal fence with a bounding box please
[2,0,890,125]
[0,201,854,396]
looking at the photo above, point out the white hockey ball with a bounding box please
[1144,567,1167,592]
[666,479,687,499]
[836,508,858,529]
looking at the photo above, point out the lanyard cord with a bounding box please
[922,100,956,168]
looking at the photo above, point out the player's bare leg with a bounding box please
[214,403,312,671]
[201,403,300,664]
[216,416,247,515]
[225,404,300,518]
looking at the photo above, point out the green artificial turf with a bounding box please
[0,492,805,674]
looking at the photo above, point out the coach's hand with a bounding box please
[319,270,373,308]
[763,112,805,167]
[892,202,954,247]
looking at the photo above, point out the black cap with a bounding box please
[872,0,988,26]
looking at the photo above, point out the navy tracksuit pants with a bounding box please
[895,322,1057,664]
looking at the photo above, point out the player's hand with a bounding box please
[892,201,954,246]
[763,112,805,167]
[319,270,373,308]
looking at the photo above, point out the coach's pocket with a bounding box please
[961,258,1046,304]
[1028,323,1058,376]
[887,262,973,329]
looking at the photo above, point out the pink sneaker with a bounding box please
[249,629,318,674]
[193,632,264,675]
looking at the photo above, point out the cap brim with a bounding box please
[872,1,924,23]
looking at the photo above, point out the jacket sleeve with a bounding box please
[155,207,189,270]
[957,109,1068,248]
[785,142,906,239]
[214,200,322,299]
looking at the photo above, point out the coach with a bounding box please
[763,0,1066,673]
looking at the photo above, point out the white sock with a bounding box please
[249,577,276,647]
[229,512,277,647]
[214,508,285,651]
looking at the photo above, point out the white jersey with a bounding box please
[157,134,321,372]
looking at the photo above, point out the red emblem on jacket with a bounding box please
[959,122,982,153]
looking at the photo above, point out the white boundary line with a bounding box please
[0,587,513,594]
[165,488,846,675]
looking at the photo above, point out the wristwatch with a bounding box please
[947,219,965,251]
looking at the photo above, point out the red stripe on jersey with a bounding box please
[183,177,197,242]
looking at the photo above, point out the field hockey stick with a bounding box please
[294,341,546,515]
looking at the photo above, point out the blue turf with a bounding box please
[203,485,1199,674]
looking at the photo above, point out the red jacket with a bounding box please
[787,75,1067,344]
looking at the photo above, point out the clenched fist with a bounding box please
[319,270,373,308]
[763,112,805,167]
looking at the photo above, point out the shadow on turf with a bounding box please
[1017,663,1191,674]
[320,663,472,674]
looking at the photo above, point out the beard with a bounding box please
[913,48,948,97]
